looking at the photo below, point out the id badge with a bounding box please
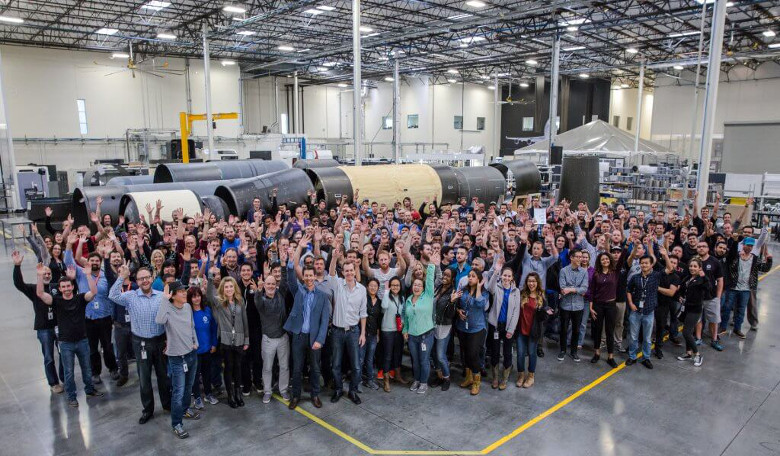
[93,302,100,310]
[48,310,54,321]
[638,301,644,310]
[494,331,499,340]
[141,349,148,360]
[125,314,131,323]
[183,360,188,373]
[465,322,469,330]
[54,326,59,337]
[231,328,236,335]
[421,342,427,352]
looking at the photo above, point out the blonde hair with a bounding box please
[150,249,165,275]
[217,276,244,308]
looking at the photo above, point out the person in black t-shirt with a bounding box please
[655,252,681,359]
[37,263,104,408]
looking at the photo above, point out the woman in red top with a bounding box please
[515,272,552,388]
[589,253,620,368]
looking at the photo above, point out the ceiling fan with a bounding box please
[93,43,185,78]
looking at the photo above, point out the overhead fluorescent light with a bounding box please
[363,32,380,38]
[480,75,490,80]
[579,73,590,78]
[673,64,684,70]
[525,59,538,65]
[317,5,336,11]
[459,36,486,44]
[487,85,495,90]
[237,30,256,36]
[278,45,295,51]
[304,8,323,15]
[726,2,734,6]
[384,77,394,82]
[314,66,328,72]
[141,1,171,11]
[296,48,310,53]
[519,82,529,88]
[323,61,338,67]
[763,30,776,37]
[768,43,780,49]
[221,60,236,66]
[447,78,458,83]
[566,26,578,32]
[563,46,586,51]
[0,16,24,24]
[447,13,473,20]
[232,16,246,21]
[359,26,373,33]
[338,83,348,88]
[694,0,714,4]
[626,47,639,54]
[447,69,459,74]
[668,30,700,38]
[223,5,247,14]
[466,0,486,7]
[495,72,509,77]
[111,52,130,59]
[96,28,119,35]
[620,83,630,88]
[559,18,589,27]
[157,32,176,40]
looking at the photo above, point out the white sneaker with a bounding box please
[409,381,420,392]
[205,394,219,405]
[693,354,703,367]
[416,384,428,394]
[50,384,64,394]
[193,397,205,410]
[262,392,272,404]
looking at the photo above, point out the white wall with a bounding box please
[242,75,497,160]
[608,85,653,140]
[649,60,780,161]
[0,45,241,176]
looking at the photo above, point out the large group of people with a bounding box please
[12,187,773,439]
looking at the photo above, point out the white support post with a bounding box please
[392,59,400,163]
[293,71,300,134]
[352,0,363,165]
[493,74,500,161]
[695,0,727,209]
[202,23,215,158]
[633,61,645,152]
[548,32,561,156]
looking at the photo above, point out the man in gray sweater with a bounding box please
[156,281,199,439]
[557,249,589,362]
[255,272,291,404]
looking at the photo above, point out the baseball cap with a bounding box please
[743,237,756,246]
[168,281,186,293]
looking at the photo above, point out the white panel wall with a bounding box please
[608,86,653,140]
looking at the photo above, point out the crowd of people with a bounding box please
[12,188,774,439]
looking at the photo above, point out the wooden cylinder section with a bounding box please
[338,164,443,207]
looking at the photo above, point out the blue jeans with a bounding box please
[37,329,63,386]
[628,311,654,361]
[721,289,750,332]
[578,307,588,347]
[407,330,434,384]
[359,333,378,382]
[331,326,361,393]
[516,334,538,373]
[432,330,452,378]
[168,351,198,428]
[60,338,95,401]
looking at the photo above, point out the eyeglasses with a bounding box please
[137,276,152,281]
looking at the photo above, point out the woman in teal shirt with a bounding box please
[456,269,488,395]
[403,260,437,395]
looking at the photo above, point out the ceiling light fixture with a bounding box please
[763,30,776,37]
[566,26,578,32]
[221,60,236,66]
[520,82,529,88]
[111,52,130,59]
[466,0,486,7]
[157,32,176,40]
[563,46,586,51]
[447,69,459,74]
[620,83,630,88]
[673,64,684,70]
[278,45,294,51]
[317,5,336,11]
[459,36,486,44]
[0,16,24,24]
[384,77,394,82]
[237,30,256,35]
[579,73,589,78]
[626,47,639,54]
[323,61,338,67]
[222,5,247,14]
[337,83,348,87]
[447,13,473,20]
[487,85,495,90]
[304,8,323,15]
[363,32,380,38]
[96,28,119,35]
[447,78,458,83]
[668,30,700,38]
[768,43,780,49]
[526,59,538,65]
[141,1,171,11]
[359,26,373,33]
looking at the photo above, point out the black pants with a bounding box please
[86,316,117,376]
[592,302,616,354]
[683,310,701,354]
[221,344,244,394]
[241,332,263,391]
[194,352,213,397]
[654,303,670,350]
[461,329,486,372]
[381,330,403,373]
[132,335,170,414]
[487,323,514,369]
[559,309,583,354]
[113,323,132,378]
[320,329,334,384]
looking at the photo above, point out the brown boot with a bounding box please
[470,373,481,395]
[523,372,535,388]
[516,372,526,388]
[490,366,499,389]
[499,367,511,390]
[460,369,473,388]
[383,376,391,393]
[394,368,409,385]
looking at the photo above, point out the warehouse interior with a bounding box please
[0,0,778,455]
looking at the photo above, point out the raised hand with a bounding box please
[11,250,23,266]
[117,261,131,279]
[95,196,104,206]
[145,203,153,214]
[65,265,77,280]
[44,206,53,217]
[36,262,46,276]
[162,283,172,301]
[89,212,99,224]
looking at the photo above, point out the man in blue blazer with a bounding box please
[284,263,330,410]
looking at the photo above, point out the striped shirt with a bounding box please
[108,278,164,338]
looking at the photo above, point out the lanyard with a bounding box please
[639,275,649,300]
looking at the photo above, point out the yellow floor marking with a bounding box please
[273,264,780,455]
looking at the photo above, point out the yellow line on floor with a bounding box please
[270,263,780,455]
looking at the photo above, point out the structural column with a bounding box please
[202,23,215,157]
[293,71,300,134]
[493,74,500,160]
[695,0,727,208]
[633,61,645,152]
[548,31,561,155]
[392,59,400,163]
[352,0,363,165]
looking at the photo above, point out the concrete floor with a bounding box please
[1,243,779,456]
